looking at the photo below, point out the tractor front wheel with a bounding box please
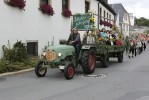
[64,63,75,80]
[35,61,47,77]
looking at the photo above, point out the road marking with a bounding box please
[79,74,107,78]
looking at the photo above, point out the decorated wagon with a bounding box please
[35,12,125,80]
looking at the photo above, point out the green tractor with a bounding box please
[35,13,97,80]
[35,43,96,80]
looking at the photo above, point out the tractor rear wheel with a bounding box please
[82,50,96,74]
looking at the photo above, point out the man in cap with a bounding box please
[67,28,81,58]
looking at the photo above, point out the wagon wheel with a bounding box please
[101,55,109,68]
[118,52,123,63]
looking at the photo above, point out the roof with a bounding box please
[109,3,128,22]
[97,0,116,15]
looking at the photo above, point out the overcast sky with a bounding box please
[109,0,149,18]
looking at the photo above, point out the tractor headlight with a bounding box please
[58,53,62,57]
[43,52,46,56]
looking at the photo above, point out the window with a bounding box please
[100,8,102,17]
[123,14,128,21]
[123,16,125,21]
[62,0,69,10]
[126,25,128,31]
[27,42,38,56]
[85,1,90,13]
[107,13,108,22]
[125,15,127,21]
[40,0,51,5]
[104,11,105,21]
[130,16,133,19]
[109,14,111,23]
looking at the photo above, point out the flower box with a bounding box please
[103,21,107,26]
[62,8,72,18]
[110,23,113,28]
[100,19,104,25]
[40,4,54,16]
[4,0,26,10]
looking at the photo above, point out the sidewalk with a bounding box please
[0,68,34,77]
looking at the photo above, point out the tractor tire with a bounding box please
[35,61,47,77]
[82,50,96,74]
[118,52,123,63]
[101,56,109,68]
[64,63,75,80]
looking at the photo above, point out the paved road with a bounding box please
[0,47,149,100]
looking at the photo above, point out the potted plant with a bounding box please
[4,0,26,10]
[40,4,54,16]
[110,23,113,28]
[100,19,104,25]
[62,8,72,18]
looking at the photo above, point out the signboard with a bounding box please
[72,14,93,31]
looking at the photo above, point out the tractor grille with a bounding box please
[45,50,56,61]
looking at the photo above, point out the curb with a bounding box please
[0,68,34,77]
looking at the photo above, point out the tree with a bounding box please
[135,17,149,26]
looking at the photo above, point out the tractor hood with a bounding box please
[42,45,75,62]
[46,45,74,51]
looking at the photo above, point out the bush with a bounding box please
[0,60,10,73]
[2,41,28,62]
[0,41,38,74]
[0,59,36,74]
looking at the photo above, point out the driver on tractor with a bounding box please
[67,28,81,59]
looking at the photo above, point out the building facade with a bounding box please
[129,13,135,35]
[98,0,116,30]
[0,0,115,58]
[110,3,130,37]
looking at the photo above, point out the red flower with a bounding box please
[62,8,72,18]
[116,40,123,45]
[107,22,111,27]
[103,21,108,26]
[100,19,104,25]
[110,23,113,28]
[7,0,26,10]
[40,4,54,16]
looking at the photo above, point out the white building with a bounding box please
[129,13,135,26]
[110,3,130,37]
[0,0,115,58]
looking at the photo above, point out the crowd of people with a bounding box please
[125,35,147,58]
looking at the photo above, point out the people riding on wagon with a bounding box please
[96,28,123,46]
